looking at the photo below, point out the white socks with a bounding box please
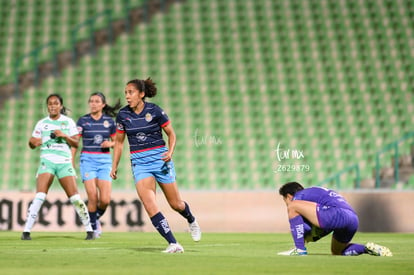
[69,194,93,232]
[24,193,92,232]
[23,192,46,232]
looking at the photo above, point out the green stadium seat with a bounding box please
[1,0,414,190]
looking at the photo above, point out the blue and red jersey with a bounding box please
[115,102,170,160]
[76,114,116,154]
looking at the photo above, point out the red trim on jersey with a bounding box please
[110,133,116,137]
[161,120,171,128]
[116,129,125,133]
[81,151,110,154]
[131,145,165,154]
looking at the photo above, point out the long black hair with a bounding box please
[46,93,68,115]
[90,92,121,117]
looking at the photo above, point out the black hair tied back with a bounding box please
[127,77,157,99]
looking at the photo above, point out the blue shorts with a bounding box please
[316,205,359,243]
[80,153,112,182]
[131,147,176,184]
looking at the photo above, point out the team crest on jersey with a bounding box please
[145,113,153,122]
[103,120,110,128]
[94,135,103,144]
[61,122,68,130]
[136,132,147,141]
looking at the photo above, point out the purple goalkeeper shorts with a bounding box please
[316,205,359,243]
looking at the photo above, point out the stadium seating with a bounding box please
[0,0,413,191]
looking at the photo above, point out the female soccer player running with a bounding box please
[72,92,121,238]
[110,78,201,253]
[21,94,93,240]
[278,181,392,256]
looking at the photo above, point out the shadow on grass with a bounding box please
[35,235,79,240]
[128,247,200,253]
[128,247,163,253]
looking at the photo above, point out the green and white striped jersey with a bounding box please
[32,115,78,164]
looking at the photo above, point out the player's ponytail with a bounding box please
[127,77,157,100]
[90,92,121,117]
[143,77,157,98]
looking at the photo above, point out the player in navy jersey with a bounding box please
[110,77,201,253]
[72,92,121,238]
[277,182,392,256]
[21,94,93,240]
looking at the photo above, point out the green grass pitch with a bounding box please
[0,232,413,274]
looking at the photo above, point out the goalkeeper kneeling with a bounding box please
[277,182,392,256]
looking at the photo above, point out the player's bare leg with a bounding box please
[159,182,201,242]
[137,177,182,251]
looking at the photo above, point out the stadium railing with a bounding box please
[71,9,113,64]
[9,0,177,98]
[318,164,361,190]
[13,41,58,95]
[375,131,414,188]
[320,132,414,190]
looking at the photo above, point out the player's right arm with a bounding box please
[110,130,125,180]
[29,121,43,149]
[28,137,42,149]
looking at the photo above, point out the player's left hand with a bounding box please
[53,130,66,138]
[161,151,173,162]
[101,140,113,148]
[110,168,118,180]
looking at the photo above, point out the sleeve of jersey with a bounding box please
[76,118,83,136]
[110,118,117,137]
[157,106,170,128]
[32,121,42,138]
[68,118,79,136]
[115,114,125,133]
[293,191,305,201]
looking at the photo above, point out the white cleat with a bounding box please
[94,220,102,238]
[189,220,201,242]
[162,243,184,253]
[93,230,101,239]
[365,242,393,256]
[277,248,307,256]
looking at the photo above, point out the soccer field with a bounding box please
[0,232,413,274]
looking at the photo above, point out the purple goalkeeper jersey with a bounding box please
[293,187,355,212]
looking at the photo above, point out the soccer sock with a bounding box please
[178,202,195,223]
[342,243,366,256]
[70,194,92,232]
[151,212,177,244]
[289,215,306,250]
[23,192,47,232]
[96,207,106,219]
[303,220,312,234]
[89,211,97,231]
